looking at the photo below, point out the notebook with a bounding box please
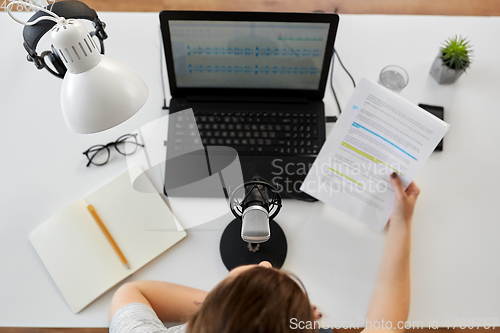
[29,167,187,313]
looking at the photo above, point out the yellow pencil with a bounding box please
[87,205,130,270]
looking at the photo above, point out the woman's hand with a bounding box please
[311,304,322,320]
[389,172,420,225]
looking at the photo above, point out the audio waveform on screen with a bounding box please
[185,45,322,58]
[187,64,319,75]
[276,32,324,42]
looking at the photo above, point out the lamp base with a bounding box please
[220,219,287,271]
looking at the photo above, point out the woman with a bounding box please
[109,173,420,333]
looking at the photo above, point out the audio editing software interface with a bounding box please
[168,20,330,90]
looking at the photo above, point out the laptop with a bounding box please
[159,11,339,200]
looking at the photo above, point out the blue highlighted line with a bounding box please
[352,122,417,160]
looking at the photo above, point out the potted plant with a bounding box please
[430,35,472,84]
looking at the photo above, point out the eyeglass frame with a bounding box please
[82,133,144,167]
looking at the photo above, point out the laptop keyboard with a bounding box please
[172,110,321,155]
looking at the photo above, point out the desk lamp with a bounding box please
[7,1,148,133]
[221,177,288,270]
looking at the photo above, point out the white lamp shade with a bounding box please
[61,55,148,134]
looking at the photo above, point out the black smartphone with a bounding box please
[418,103,444,151]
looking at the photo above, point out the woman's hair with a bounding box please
[187,266,316,333]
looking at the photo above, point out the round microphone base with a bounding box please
[220,219,287,271]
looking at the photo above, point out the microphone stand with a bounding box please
[219,176,288,271]
[248,243,260,252]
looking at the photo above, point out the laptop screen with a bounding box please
[168,20,330,90]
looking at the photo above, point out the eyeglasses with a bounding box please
[83,133,144,167]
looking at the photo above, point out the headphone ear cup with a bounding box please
[41,48,67,78]
[48,47,67,77]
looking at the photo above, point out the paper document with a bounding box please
[301,77,450,231]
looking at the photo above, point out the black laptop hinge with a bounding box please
[186,95,309,104]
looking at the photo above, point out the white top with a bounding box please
[1,12,500,327]
[110,303,186,333]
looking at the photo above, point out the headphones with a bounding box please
[22,0,108,79]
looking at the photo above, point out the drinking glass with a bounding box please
[379,65,409,92]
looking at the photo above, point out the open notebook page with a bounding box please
[30,167,186,313]
[29,199,129,313]
[84,168,186,275]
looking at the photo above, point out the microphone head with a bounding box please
[241,206,270,243]
[229,180,282,221]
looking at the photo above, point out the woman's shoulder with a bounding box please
[110,302,187,333]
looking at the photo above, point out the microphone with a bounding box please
[222,177,287,270]
[229,179,282,244]
[241,183,271,243]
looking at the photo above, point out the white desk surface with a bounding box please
[1,12,500,327]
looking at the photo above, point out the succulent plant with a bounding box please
[440,36,472,71]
